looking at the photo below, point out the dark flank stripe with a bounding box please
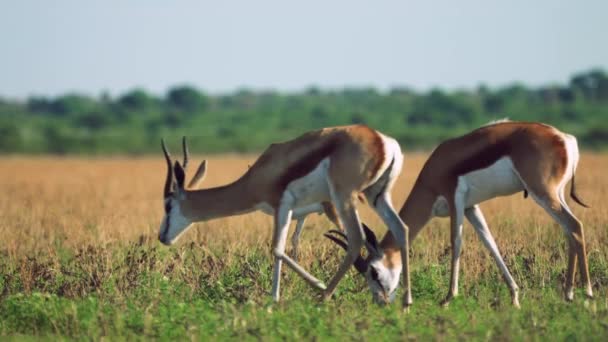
[276,138,338,192]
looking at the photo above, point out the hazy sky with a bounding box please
[1,1,607,98]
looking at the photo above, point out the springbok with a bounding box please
[326,120,591,307]
[180,138,339,261]
[158,125,413,308]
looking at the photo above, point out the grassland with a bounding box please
[1,153,608,340]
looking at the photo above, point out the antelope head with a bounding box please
[158,137,208,245]
[325,224,401,305]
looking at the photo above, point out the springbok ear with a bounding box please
[187,160,207,189]
[362,223,380,255]
[173,161,185,189]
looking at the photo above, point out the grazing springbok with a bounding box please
[158,125,413,308]
[326,120,591,307]
[163,138,334,260]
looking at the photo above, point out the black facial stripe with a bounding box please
[161,214,170,240]
[370,267,378,281]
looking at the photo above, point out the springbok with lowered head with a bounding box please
[176,137,340,261]
[326,121,591,307]
[158,125,412,307]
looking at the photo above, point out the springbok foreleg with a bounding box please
[442,190,465,307]
[321,196,363,301]
[271,199,294,302]
[272,199,326,301]
[465,205,520,307]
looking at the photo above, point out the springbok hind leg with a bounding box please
[532,191,593,301]
[290,217,306,261]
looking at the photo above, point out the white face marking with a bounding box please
[158,198,193,245]
[365,257,401,305]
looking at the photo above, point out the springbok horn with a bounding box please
[323,232,368,273]
[161,139,173,198]
[182,136,189,170]
[362,223,380,255]
[326,229,347,239]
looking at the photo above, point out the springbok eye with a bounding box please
[370,267,379,281]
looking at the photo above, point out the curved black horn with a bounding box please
[362,223,379,253]
[324,232,368,274]
[161,139,173,198]
[182,136,189,170]
[326,229,347,240]
[324,233,348,250]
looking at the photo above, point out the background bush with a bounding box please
[1,69,607,154]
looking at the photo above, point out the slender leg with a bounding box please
[321,195,363,301]
[373,194,412,307]
[532,191,593,300]
[272,199,327,301]
[290,216,307,261]
[271,198,294,302]
[465,205,520,307]
[442,191,465,306]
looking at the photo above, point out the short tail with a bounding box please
[570,171,590,208]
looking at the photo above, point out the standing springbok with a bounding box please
[158,125,413,308]
[180,137,339,261]
[326,120,591,307]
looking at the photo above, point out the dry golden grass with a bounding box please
[1,152,607,286]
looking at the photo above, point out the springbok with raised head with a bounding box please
[158,125,412,308]
[326,120,591,307]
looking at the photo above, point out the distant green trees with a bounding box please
[1,69,607,154]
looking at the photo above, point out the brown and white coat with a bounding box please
[327,120,591,307]
[158,125,412,306]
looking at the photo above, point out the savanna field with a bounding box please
[1,152,608,340]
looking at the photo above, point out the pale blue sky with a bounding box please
[1,1,607,98]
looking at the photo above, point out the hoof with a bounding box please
[511,292,520,309]
[512,300,521,309]
[289,249,299,262]
[564,288,574,302]
[320,291,333,302]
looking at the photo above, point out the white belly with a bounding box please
[431,157,525,217]
[255,158,331,216]
[285,158,331,207]
[460,156,524,207]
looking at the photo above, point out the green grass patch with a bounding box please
[1,243,607,340]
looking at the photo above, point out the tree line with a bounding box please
[1,69,607,154]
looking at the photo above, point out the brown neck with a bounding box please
[182,178,257,221]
